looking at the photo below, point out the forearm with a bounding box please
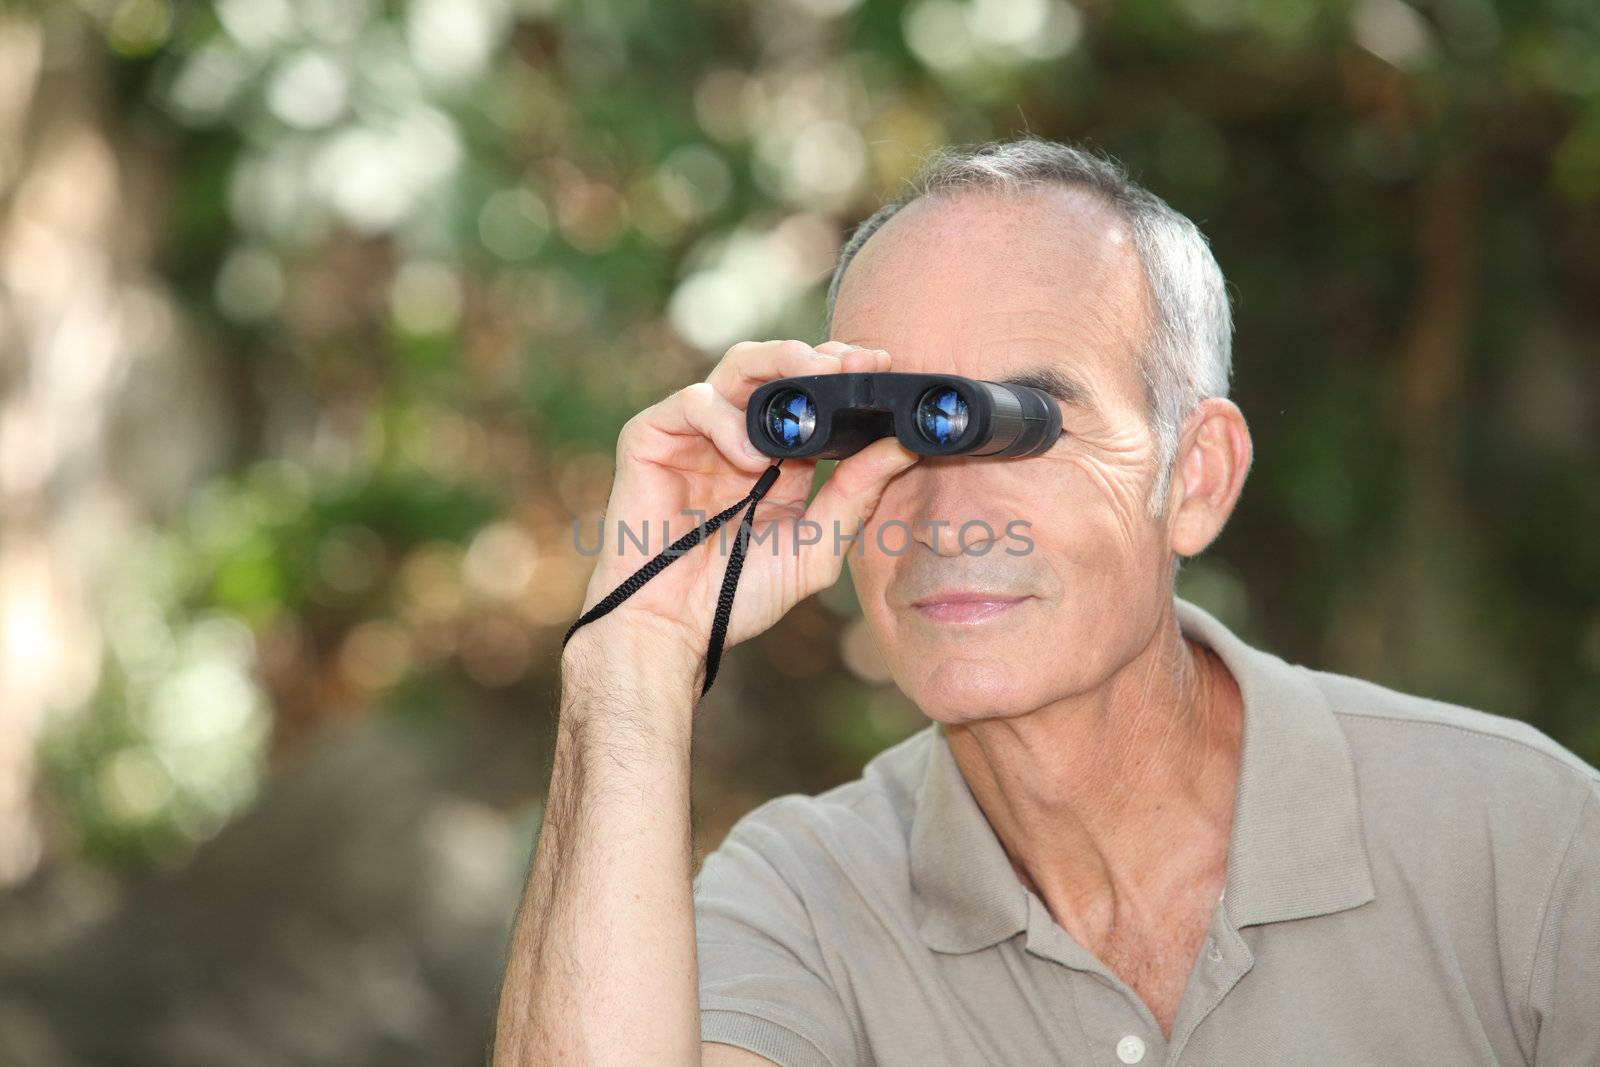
[495,632,703,1065]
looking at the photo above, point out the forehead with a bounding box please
[829,186,1151,415]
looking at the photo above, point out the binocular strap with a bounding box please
[561,462,785,697]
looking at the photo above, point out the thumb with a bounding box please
[797,436,919,595]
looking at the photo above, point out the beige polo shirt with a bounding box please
[691,597,1600,1066]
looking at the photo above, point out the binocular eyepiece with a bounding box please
[746,372,1063,461]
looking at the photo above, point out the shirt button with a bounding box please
[1116,1034,1146,1063]
[1206,937,1223,962]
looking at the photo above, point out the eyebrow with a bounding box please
[997,365,1096,410]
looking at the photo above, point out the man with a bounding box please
[493,138,1600,1065]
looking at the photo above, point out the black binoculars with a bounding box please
[745,372,1063,461]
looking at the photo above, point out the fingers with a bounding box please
[708,339,890,408]
[796,435,919,595]
[818,342,890,375]
[629,381,771,473]
[708,340,838,409]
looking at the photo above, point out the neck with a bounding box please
[944,602,1244,944]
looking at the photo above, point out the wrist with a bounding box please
[559,609,706,700]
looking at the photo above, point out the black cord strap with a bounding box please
[562,462,784,696]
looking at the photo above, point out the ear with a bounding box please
[1167,398,1253,558]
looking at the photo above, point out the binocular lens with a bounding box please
[765,388,817,448]
[916,387,970,446]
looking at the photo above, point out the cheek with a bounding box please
[1047,453,1161,562]
[846,550,890,610]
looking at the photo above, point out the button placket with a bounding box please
[1166,911,1254,1064]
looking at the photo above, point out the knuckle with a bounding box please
[777,339,814,361]
[714,340,759,374]
[620,396,670,441]
[615,428,641,464]
[679,381,714,410]
[616,411,647,450]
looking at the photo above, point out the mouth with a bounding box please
[910,592,1032,625]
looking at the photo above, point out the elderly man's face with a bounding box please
[833,187,1177,721]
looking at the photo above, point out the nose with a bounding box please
[912,520,1006,557]
[904,461,1006,558]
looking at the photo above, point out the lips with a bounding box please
[910,592,1030,624]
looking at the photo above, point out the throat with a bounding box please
[1005,637,1244,965]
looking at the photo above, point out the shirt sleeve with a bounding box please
[692,799,859,1067]
[1528,779,1600,1066]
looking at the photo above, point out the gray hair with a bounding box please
[822,136,1234,519]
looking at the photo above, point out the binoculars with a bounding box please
[746,372,1063,461]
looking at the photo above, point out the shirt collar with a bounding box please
[909,595,1377,954]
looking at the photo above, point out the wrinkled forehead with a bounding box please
[829,186,1152,419]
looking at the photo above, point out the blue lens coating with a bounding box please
[766,389,816,447]
[916,387,969,445]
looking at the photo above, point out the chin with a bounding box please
[896,651,1042,724]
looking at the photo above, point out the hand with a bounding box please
[564,340,919,689]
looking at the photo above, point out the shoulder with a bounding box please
[1304,663,1598,864]
[695,724,937,895]
[1308,664,1597,791]
[707,723,938,849]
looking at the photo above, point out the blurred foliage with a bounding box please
[2,0,1598,1061]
